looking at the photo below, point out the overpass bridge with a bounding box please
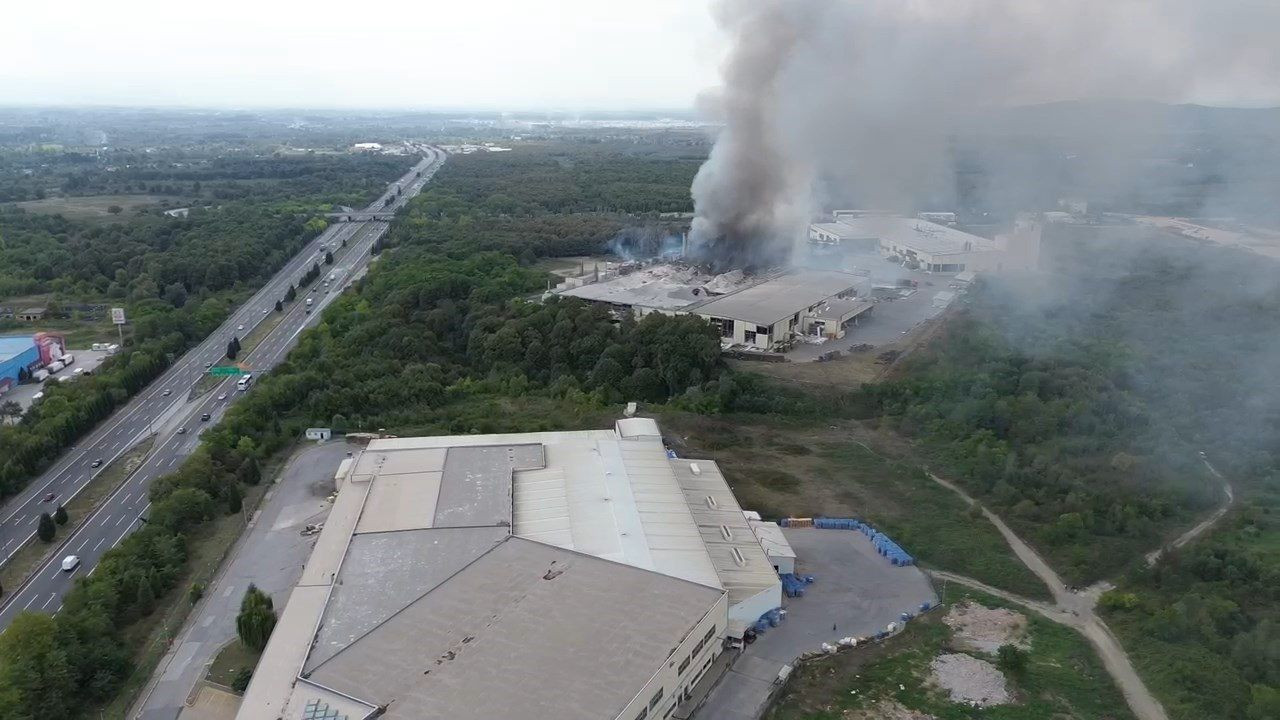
[327,211,396,222]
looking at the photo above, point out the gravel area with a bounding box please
[943,601,1028,654]
[928,653,1010,707]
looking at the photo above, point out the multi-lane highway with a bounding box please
[0,146,445,627]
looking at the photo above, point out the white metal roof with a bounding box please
[746,518,796,560]
[669,459,781,607]
[828,216,996,257]
[510,422,722,590]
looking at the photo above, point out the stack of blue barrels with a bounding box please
[779,573,815,597]
[810,517,916,566]
[753,608,785,633]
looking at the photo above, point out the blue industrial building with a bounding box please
[0,335,39,392]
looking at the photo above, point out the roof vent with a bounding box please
[720,524,734,541]
[690,463,702,475]
[705,495,718,509]
[731,547,747,566]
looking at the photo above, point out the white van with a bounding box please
[61,555,81,572]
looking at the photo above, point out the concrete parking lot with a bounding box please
[1,348,112,414]
[695,527,936,720]
[785,268,962,362]
[136,440,353,720]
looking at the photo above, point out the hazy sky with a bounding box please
[2,0,722,110]
[5,0,1279,111]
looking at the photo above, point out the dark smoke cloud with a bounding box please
[689,0,1280,263]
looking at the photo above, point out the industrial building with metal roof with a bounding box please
[810,212,1041,274]
[238,418,780,720]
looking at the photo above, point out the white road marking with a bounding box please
[23,594,37,610]
[93,537,106,551]
[42,593,56,609]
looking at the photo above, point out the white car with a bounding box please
[237,324,245,331]
[217,393,228,401]
[61,555,81,572]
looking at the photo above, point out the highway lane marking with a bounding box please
[93,537,106,551]
[0,157,437,616]
[23,594,36,610]
[42,593,55,609]
[121,492,132,504]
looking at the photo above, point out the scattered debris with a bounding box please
[943,602,1028,654]
[928,653,1010,706]
[841,698,936,719]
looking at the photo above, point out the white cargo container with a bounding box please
[47,361,65,373]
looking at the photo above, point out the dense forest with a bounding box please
[0,152,406,500]
[0,143,737,717]
[858,225,1280,719]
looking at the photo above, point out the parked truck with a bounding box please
[47,360,65,374]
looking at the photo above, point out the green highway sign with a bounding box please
[208,366,243,376]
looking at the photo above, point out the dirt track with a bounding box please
[925,471,1169,720]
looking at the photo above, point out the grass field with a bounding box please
[14,194,179,223]
[768,587,1134,720]
[207,639,260,690]
[657,412,1051,600]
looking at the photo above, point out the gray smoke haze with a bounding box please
[689,0,1280,264]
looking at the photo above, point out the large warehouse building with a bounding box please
[810,212,1041,273]
[239,419,781,720]
[555,267,873,351]
[686,270,873,349]
[0,336,40,393]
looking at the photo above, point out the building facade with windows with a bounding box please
[238,419,780,720]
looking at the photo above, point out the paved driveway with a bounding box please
[135,441,353,720]
[695,528,936,720]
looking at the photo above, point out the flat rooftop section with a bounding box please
[305,536,723,720]
[811,221,878,241]
[828,216,996,256]
[0,336,34,363]
[559,264,722,310]
[688,270,869,326]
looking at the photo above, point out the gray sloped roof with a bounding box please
[305,536,723,720]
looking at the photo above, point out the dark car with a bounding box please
[200,413,211,422]
[90,459,103,468]
[43,492,57,503]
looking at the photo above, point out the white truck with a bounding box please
[306,297,314,307]
[60,353,75,365]
[32,369,49,382]
[47,361,65,374]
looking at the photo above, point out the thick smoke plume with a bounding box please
[689,0,1280,265]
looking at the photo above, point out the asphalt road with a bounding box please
[135,441,350,720]
[0,147,445,628]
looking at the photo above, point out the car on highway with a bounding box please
[216,393,227,401]
[91,458,103,468]
[43,492,57,503]
[237,324,245,331]
[177,427,187,434]
[200,413,211,422]
[61,555,81,573]
[163,388,173,396]
[204,361,212,369]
